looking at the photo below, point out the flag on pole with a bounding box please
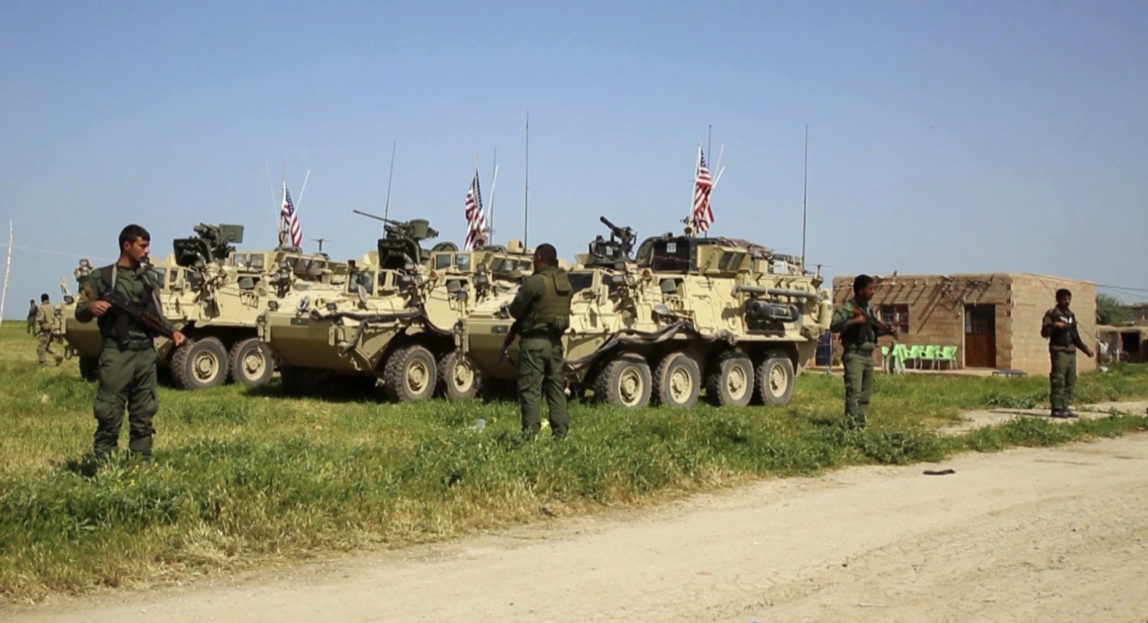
[464,170,486,251]
[281,181,303,248]
[691,146,715,234]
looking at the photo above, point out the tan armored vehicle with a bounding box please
[60,224,349,389]
[259,218,533,401]
[461,217,832,408]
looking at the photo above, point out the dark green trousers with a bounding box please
[1049,350,1077,411]
[517,336,569,438]
[93,347,159,459]
[843,350,875,429]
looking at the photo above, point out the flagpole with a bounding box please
[383,141,397,220]
[688,144,701,234]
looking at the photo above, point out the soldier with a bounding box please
[75,224,187,461]
[1041,288,1094,418]
[830,274,899,430]
[36,293,63,366]
[26,299,37,335]
[507,243,573,439]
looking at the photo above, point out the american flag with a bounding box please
[691,146,715,234]
[281,180,303,248]
[464,170,486,251]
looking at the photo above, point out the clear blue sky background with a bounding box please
[2,0,1146,317]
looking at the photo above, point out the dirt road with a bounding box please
[8,433,1148,622]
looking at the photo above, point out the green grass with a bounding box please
[1,322,1146,601]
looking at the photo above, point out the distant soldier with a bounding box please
[507,243,573,439]
[76,224,187,461]
[36,293,63,366]
[1041,288,1094,418]
[26,299,37,334]
[830,275,899,430]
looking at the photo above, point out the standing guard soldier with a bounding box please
[830,274,899,430]
[75,224,186,461]
[1041,288,1094,418]
[506,243,573,439]
[36,293,63,366]
[27,299,38,335]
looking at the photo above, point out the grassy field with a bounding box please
[2,321,1147,602]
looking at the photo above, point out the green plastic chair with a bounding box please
[937,345,959,369]
[904,344,924,369]
[918,344,939,369]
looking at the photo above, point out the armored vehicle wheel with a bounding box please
[593,353,652,408]
[170,337,229,390]
[756,354,795,406]
[383,344,437,402]
[705,351,754,407]
[439,351,481,401]
[79,356,99,382]
[653,351,700,408]
[229,337,275,387]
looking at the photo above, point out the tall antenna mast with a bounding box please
[488,148,497,240]
[523,111,530,247]
[801,123,809,268]
[0,220,13,330]
[383,141,397,220]
[266,162,278,244]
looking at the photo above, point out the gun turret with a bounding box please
[586,215,636,267]
[173,223,244,268]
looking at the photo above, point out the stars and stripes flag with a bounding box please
[691,146,715,234]
[281,180,303,248]
[464,170,486,251]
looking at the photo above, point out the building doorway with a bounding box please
[964,304,996,368]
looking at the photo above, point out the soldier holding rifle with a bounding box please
[1041,288,1093,418]
[503,243,573,439]
[830,274,899,430]
[75,225,187,461]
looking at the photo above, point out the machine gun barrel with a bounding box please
[353,209,387,222]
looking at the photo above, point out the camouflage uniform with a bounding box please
[1041,307,1088,415]
[36,302,62,365]
[830,298,892,429]
[75,265,170,459]
[508,265,573,438]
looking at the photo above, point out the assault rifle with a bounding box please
[103,291,175,340]
[498,320,520,364]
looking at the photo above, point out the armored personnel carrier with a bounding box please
[59,223,349,389]
[259,217,533,402]
[461,217,832,408]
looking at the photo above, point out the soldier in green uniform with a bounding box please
[506,243,573,439]
[1041,288,1094,418]
[26,299,38,335]
[75,225,187,461]
[830,274,898,430]
[36,293,63,366]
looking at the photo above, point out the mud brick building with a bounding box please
[831,273,1097,376]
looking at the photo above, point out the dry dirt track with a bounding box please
[8,433,1148,622]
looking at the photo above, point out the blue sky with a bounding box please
[2,0,1146,316]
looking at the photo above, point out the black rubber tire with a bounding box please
[705,350,754,407]
[228,337,275,387]
[78,356,99,382]
[383,344,437,402]
[593,353,652,408]
[438,350,481,401]
[170,337,229,390]
[652,351,701,408]
[756,354,795,406]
